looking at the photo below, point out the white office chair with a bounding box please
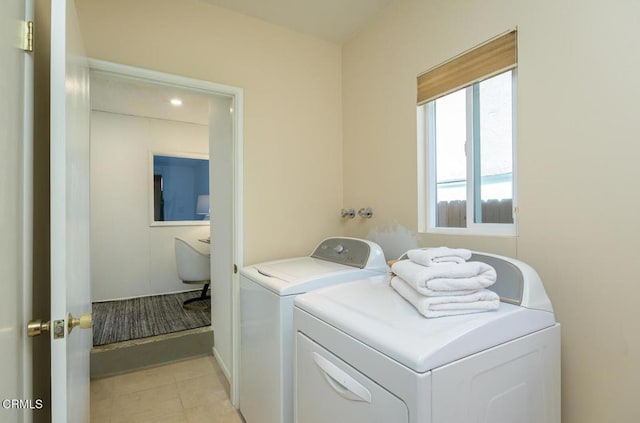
[174,237,211,310]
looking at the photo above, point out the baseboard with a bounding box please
[213,346,231,383]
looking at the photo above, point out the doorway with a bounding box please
[87,60,243,401]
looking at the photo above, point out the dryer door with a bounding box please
[296,333,409,423]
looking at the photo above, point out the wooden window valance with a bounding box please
[417,30,517,105]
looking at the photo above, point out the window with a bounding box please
[417,30,517,236]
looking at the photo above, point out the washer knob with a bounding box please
[334,244,345,254]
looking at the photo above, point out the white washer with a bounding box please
[239,237,388,423]
[294,252,561,423]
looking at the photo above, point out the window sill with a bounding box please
[422,225,517,237]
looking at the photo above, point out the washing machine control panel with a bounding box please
[311,238,371,268]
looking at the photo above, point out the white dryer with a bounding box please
[239,237,388,423]
[294,252,561,423]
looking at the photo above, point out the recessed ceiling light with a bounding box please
[170,98,183,106]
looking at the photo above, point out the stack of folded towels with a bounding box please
[390,247,500,318]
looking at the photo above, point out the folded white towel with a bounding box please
[391,260,496,294]
[407,247,472,266]
[391,277,500,318]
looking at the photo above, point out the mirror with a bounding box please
[150,152,209,226]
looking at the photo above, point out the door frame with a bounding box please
[87,59,244,405]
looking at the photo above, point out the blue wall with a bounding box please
[153,155,209,221]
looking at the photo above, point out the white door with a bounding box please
[0,0,31,421]
[49,0,92,422]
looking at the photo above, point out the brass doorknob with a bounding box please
[68,312,92,334]
[27,320,50,337]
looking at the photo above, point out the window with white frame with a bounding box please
[417,30,517,236]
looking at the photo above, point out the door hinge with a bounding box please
[21,21,34,52]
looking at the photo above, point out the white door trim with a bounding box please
[86,59,244,406]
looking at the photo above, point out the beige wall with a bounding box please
[343,0,640,422]
[75,0,344,265]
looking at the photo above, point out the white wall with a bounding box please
[342,0,640,422]
[90,110,209,301]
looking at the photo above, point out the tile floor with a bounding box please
[90,354,243,423]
